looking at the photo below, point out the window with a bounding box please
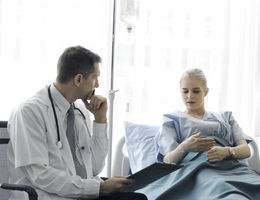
[0,0,113,120]
[112,0,260,149]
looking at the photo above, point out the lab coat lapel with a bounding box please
[43,86,77,175]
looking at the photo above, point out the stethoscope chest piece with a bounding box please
[57,141,63,149]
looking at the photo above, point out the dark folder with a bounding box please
[127,162,183,191]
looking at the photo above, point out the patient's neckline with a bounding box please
[180,111,207,120]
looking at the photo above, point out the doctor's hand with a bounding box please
[207,146,230,162]
[82,94,107,123]
[182,132,215,153]
[99,176,134,196]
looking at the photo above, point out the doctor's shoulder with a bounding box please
[9,89,48,123]
[11,100,43,121]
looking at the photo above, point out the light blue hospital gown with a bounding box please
[156,111,247,161]
[137,111,260,200]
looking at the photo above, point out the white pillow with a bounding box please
[124,121,160,173]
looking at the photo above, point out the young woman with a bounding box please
[158,68,250,164]
[138,68,260,200]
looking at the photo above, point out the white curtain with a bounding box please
[1,0,260,176]
[112,0,260,152]
[224,0,260,136]
[0,0,113,121]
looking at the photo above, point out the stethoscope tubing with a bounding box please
[48,85,85,149]
[48,85,61,144]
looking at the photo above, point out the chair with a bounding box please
[0,121,38,200]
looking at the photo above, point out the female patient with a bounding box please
[158,68,251,164]
[138,68,260,200]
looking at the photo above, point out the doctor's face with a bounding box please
[180,76,208,112]
[81,62,100,100]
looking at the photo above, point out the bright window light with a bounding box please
[0,0,113,120]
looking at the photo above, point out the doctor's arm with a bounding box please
[82,94,109,175]
[91,122,109,175]
[23,164,101,199]
[24,164,134,198]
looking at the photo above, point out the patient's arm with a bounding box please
[163,132,215,164]
[231,139,251,158]
[207,139,251,162]
[163,141,187,164]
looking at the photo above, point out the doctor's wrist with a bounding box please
[94,117,107,123]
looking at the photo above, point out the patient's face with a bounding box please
[180,76,208,112]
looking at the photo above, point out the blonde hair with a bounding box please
[180,68,207,89]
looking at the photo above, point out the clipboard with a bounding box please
[127,162,183,191]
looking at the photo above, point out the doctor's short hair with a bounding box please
[56,46,102,83]
[180,68,208,89]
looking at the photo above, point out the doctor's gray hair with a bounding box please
[57,46,101,83]
[180,68,208,89]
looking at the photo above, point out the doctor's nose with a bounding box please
[95,79,99,88]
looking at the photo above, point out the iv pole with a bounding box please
[107,0,117,177]
[107,0,138,177]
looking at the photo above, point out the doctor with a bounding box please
[7,46,147,200]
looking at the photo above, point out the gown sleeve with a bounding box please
[222,111,250,144]
[156,113,181,161]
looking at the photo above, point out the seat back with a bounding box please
[0,121,11,199]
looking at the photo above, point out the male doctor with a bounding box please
[7,46,147,200]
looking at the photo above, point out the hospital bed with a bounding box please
[112,122,260,199]
[112,121,260,177]
[0,121,38,200]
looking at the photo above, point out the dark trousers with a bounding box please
[98,192,148,200]
[78,192,147,200]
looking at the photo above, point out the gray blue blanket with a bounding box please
[137,137,260,200]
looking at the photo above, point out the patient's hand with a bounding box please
[207,146,229,162]
[99,176,134,196]
[183,132,215,152]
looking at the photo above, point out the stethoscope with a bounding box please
[48,85,86,149]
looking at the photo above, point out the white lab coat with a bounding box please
[7,85,109,200]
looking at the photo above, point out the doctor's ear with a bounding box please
[73,74,83,87]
